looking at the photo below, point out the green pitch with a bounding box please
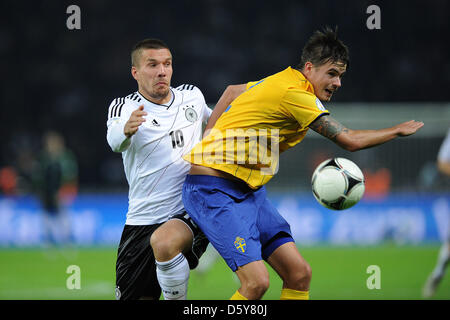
[0,245,448,300]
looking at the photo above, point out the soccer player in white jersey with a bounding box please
[106,39,212,300]
[423,128,450,298]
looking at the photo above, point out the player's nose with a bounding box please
[333,77,342,88]
[157,64,166,76]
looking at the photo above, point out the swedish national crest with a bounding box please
[234,237,246,253]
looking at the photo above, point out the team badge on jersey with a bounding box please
[234,237,246,253]
[185,106,198,122]
[315,98,326,111]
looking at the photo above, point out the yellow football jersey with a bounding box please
[184,66,329,188]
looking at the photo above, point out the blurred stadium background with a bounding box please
[0,0,449,300]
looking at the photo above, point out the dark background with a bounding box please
[0,0,449,192]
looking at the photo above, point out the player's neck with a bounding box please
[138,89,172,105]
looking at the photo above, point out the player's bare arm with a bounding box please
[124,105,147,138]
[309,115,424,152]
[203,84,246,137]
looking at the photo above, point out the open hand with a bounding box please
[395,120,424,137]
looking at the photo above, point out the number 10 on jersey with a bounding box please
[169,130,184,148]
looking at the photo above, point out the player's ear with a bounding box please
[131,66,138,81]
[303,62,313,75]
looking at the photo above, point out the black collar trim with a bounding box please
[137,89,175,109]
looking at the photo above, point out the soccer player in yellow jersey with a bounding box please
[182,27,424,300]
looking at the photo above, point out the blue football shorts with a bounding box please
[182,174,294,272]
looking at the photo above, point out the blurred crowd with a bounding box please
[0,0,449,192]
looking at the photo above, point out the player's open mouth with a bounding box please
[325,89,333,95]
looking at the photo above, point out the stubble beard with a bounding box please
[150,87,170,100]
[140,84,170,103]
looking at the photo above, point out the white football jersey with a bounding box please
[106,85,212,225]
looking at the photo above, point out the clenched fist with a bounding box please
[124,105,147,138]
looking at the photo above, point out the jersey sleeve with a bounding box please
[106,98,134,153]
[280,89,330,129]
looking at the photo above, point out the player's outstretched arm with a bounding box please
[309,115,424,152]
[203,84,246,137]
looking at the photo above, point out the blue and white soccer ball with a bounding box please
[311,157,365,210]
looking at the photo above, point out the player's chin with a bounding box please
[318,94,332,102]
[154,87,170,98]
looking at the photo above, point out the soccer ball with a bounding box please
[311,157,365,210]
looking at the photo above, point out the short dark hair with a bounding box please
[296,26,349,70]
[131,38,170,67]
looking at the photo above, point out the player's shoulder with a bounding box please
[109,92,143,106]
[174,84,206,107]
[175,83,198,92]
[108,92,142,118]
[174,84,205,97]
[282,85,328,112]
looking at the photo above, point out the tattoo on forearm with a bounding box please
[309,115,349,141]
